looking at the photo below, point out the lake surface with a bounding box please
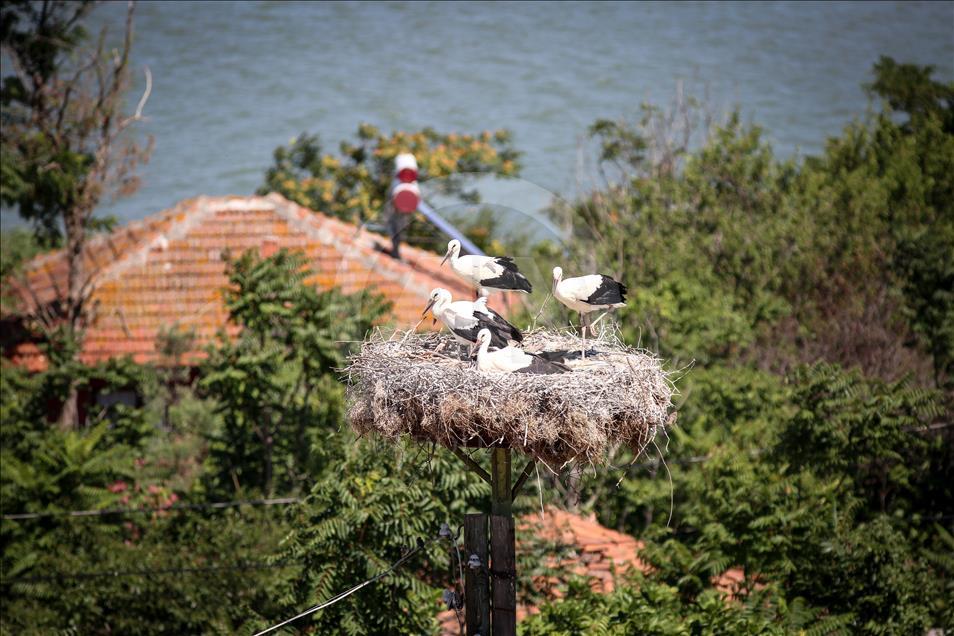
[2,1,952,228]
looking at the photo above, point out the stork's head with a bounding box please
[423,288,452,317]
[470,328,493,356]
[440,239,461,266]
[552,266,563,291]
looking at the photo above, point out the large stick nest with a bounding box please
[345,329,676,468]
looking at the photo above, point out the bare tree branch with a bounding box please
[3,1,151,427]
[132,65,151,120]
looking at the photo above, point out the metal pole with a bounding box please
[489,447,516,635]
[418,200,486,256]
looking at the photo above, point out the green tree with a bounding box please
[0,229,46,318]
[520,573,855,635]
[1,506,295,635]
[549,58,953,634]
[867,55,954,133]
[1,0,151,427]
[273,442,458,635]
[200,248,390,497]
[559,62,952,387]
[861,57,954,387]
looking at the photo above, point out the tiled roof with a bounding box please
[3,194,474,371]
[523,507,650,594]
[438,508,748,635]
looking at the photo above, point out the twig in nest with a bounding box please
[401,317,427,344]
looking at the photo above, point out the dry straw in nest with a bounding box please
[346,329,675,469]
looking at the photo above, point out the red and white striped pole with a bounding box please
[391,153,421,214]
[387,152,486,258]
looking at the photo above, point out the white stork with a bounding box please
[471,329,569,374]
[441,239,532,297]
[552,266,627,357]
[423,288,523,350]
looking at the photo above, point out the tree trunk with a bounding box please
[57,384,80,430]
[65,212,86,329]
[55,210,88,430]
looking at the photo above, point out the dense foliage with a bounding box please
[535,56,953,634]
[200,248,388,497]
[2,46,952,635]
[273,441,487,635]
[521,573,855,636]
[1,249,479,634]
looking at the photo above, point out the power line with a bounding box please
[253,527,451,636]
[2,496,301,521]
[3,560,292,584]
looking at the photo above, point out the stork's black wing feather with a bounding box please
[519,354,570,375]
[537,349,598,363]
[476,307,523,343]
[453,319,509,349]
[585,275,627,306]
[480,258,533,293]
[450,325,481,345]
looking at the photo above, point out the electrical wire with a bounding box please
[3,560,292,584]
[2,497,301,521]
[252,534,441,636]
[447,525,466,636]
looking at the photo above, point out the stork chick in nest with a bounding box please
[471,328,569,374]
[423,288,522,352]
[441,239,532,297]
[552,266,627,358]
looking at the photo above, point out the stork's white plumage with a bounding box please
[423,288,522,349]
[441,239,532,296]
[471,329,569,374]
[552,266,627,357]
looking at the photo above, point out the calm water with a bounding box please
[3,1,952,227]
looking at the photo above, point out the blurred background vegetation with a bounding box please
[2,2,952,634]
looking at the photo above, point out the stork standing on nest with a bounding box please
[471,329,569,374]
[423,288,523,351]
[441,239,532,297]
[552,266,627,358]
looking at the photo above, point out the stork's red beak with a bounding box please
[422,298,436,316]
[440,252,450,267]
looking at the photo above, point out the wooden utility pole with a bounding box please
[454,446,533,635]
[464,514,490,635]
[489,447,516,635]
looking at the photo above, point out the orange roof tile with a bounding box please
[523,507,650,589]
[3,194,475,371]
